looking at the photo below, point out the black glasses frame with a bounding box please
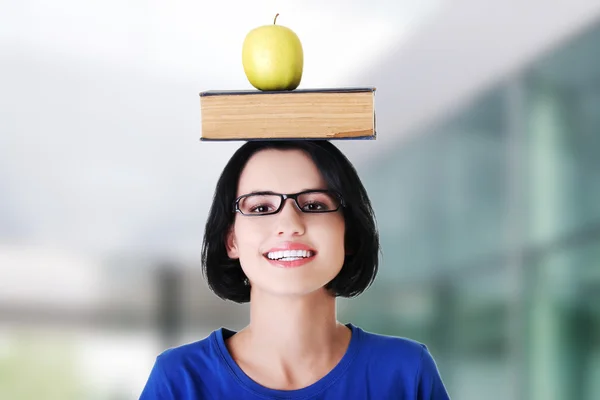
[233,189,345,216]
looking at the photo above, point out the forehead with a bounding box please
[237,149,327,194]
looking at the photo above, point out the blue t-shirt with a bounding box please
[139,324,450,399]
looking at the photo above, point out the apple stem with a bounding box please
[274,13,279,24]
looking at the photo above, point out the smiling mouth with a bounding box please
[264,249,316,262]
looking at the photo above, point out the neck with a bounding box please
[246,289,345,361]
[226,288,352,390]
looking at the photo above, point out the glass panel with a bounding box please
[522,20,600,400]
[362,87,510,282]
[350,19,600,400]
[447,266,512,400]
[351,85,512,399]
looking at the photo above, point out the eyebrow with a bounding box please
[242,188,329,195]
[247,190,278,195]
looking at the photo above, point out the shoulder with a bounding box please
[139,329,225,399]
[352,325,450,398]
[156,330,219,369]
[355,325,428,364]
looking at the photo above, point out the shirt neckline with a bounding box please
[212,323,362,399]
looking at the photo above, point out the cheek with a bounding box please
[316,217,346,258]
[233,220,266,255]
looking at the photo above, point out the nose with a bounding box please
[275,198,305,236]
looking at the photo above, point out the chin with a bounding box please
[244,259,343,297]
[253,279,334,298]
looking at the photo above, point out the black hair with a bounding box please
[201,140,379,303]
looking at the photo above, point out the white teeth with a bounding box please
[266,250,314,260]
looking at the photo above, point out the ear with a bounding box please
[225,227,239,259]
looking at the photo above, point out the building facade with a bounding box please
[343,17,600,400]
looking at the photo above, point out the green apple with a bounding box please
[242,14,304,91]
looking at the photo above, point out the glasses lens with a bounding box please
[297,191,341,213]
[238,194,282,215]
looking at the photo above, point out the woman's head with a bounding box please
[201,140,379,303]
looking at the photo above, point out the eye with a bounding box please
[239,194,281,215]
[301,202,328,212]
[298,191,340,212]
[249,204,275,214]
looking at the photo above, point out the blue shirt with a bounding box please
[139,324,450,399]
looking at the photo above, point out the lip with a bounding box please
[264,242,316,253]
[263,242,317,269]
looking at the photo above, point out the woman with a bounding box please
[140,140,450,399]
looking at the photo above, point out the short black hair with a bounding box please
[201,140,380,303]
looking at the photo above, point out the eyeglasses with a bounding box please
[233,190,345,216]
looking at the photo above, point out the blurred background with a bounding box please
[1,0,600,399]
